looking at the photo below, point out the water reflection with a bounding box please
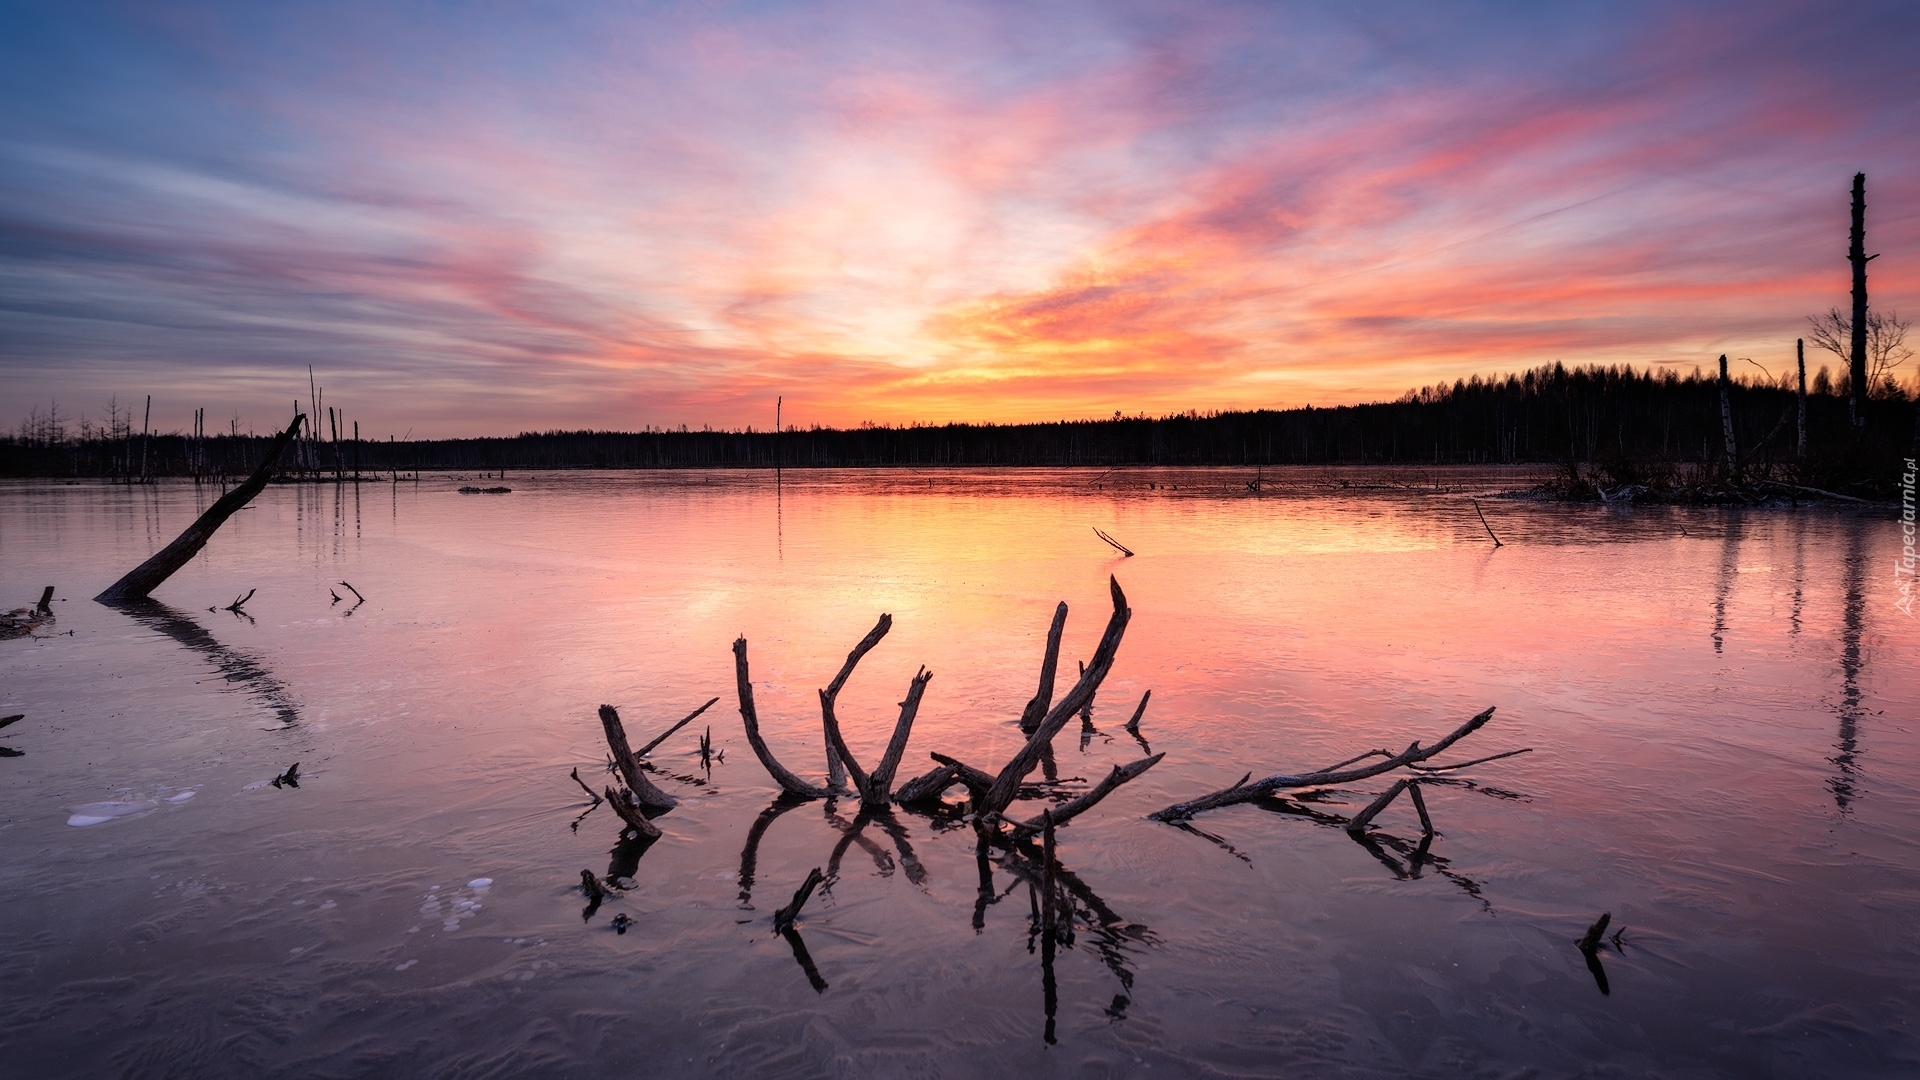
[1831,521,1868,812]
[977,826,1155,1042]
[104,599,300,727]
[1711,514,1742,655]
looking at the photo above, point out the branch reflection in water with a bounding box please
[105,599,301,728]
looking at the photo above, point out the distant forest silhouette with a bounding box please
[5,361,1916,483]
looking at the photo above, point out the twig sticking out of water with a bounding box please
[36,587,53,615]
[604,786,663,840]
[0,713,23,757]
[1344,778,1412,836]
[1578,911,1615,995]
[1471,499,1504,547]
[226,589,256,613]
[270,761,300,788]
[635,697,719,759]
[1124,690,1150,734]
[1092,527,1135,557]
[569,767,603,805]
[773,867,824,932]
[1578,912,1612,954]
[1020,605,1070,735]
[865,667,933,808]
[337,581,365,603]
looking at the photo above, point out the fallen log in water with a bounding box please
[1148,706,1516,822]
[96,414,304,603]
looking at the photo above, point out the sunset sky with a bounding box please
[3,0,1917,438]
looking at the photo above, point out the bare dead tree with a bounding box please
[95,414,305,603]
[1808,307,1910,403]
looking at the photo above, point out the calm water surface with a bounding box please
[1,468,1915,1079]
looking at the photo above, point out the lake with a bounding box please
[1,467,1915,1079]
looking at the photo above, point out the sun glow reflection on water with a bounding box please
[0,468,1915,1078]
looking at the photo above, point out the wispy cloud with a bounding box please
[1,0,1915,435]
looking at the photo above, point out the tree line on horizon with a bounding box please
[6,359,1915,492]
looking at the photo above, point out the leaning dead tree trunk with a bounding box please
[1149,706,1523,822]
[96,414,304,603]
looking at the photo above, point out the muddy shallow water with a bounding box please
[1,467,1916,1079]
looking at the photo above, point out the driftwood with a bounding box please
[1124,690,1149,734]
[1,713,25,757]
[1578,911,1615,995]
[1017,603,1068,734]
[1472,499,1503,547]
[733,638,833,798]
[864,667,932,807]
[95,414,304,603]
[773,867,824,932]
[270,762,300,789]
[743,614,934,807]
[598,705,680,809]
[1092,527,1134,557]
[819,614,890,797]
[885,577,1154,834]
[1008,753,1164,836]
[894,763,960,804]
[980,577,1132,817]
[929,753,998,798]
[569,767,603,805]
[1150,706,1514,821]
[603,785,663,840]
[635,696,719,758]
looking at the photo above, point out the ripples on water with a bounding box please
[0,467,1915,1078]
